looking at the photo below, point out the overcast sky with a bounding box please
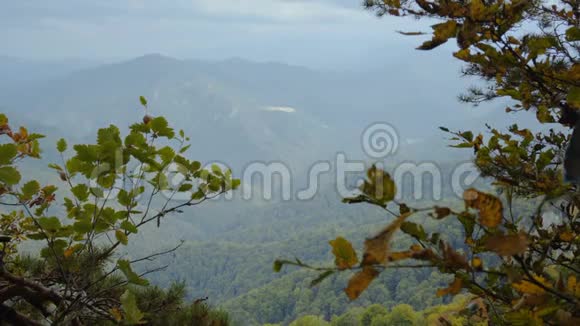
[1,0,439,68]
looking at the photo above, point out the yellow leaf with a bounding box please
[410,244,422,252]
[116,230,128,246]
[433,20,458,40]
[471,257,483,270]
[567,275,576,289]
[567,275,580,297]
[345,266,380,300]
[559,231,575,242]
[463,188,503,228]
[110,307,123,322]
[470,0,486,20]
[436,277,463,297]
[387,251,413,262]
[329,237,358,270]
[64,247,75,258]
[63,244,83,258]
[513,275,551,295]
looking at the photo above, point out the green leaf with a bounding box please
[56,138,67,153]
[178,183,193,192]
[117,259,149,286]
[40,239,67,258]
[97,125,122,148]
[460,131,474,142]
[71,184,90,202]
[211,164,222,175]
[190,161,201,172]
[120,289,145,325]
[37,217,62,232]
[0,144,17,165]
[273,260,284,272]
[73,144,99,162]
[48,163,63,171]
[115,230,128,245]
[231,178,241,190]
[329,237,359,270]
[117,189,132,207]
[21,180,40,201]
[139,96,148,107]
[125,131,147,148]
[150,117,175,138]
[0,166,21,185]
[400,222,427,241]
[568,87,580,109]
[566,26,580,42]
[120,220,138,234]
[458,212,476,239]
[157,146,175,164]
[73,219,92,234]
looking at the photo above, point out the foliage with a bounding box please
[276,1,580,324]
[284,295,488,326]
[0,99,239,325]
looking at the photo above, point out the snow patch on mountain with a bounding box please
[262,106,296,113]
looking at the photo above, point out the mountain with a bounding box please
[0,55,99,87]
[0,54,516,325]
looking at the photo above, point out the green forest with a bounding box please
[1,0,579,325]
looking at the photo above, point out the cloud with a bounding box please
[0,0,365,24]
[0,0,417,68]
[191,0,367,23]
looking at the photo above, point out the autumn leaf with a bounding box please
[440,241,469,270]
[463,188,503,228]
[396,30,426,36]
[559,231,575,242]
[431,206,451,219]
[110,307,123,322]
[485,232,529,256]
[436,277,463,297]
[566,275,580,297]
[329,237,358,270]
[359,165,397,205]
[387,250,413,262]
[345,266,380,300]
[471,257,483,270]
[384,245,433,263]
[63,248,74,258]
[362,212,412,266]
[513,275,551,295]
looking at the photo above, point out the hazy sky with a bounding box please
[1,0,435,68]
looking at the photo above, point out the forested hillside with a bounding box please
[2,0,579,325]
